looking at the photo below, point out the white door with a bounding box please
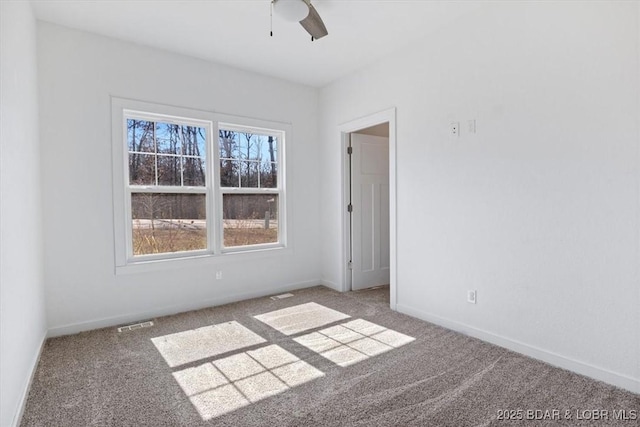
[351,133,390,290]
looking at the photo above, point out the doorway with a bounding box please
[340,108,397,309]
[349,128,389,290]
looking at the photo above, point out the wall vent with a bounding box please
[117,320,154,332]
[270,293,294,300]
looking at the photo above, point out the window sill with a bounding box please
[115,245,289,276]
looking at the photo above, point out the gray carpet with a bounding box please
[21,286,639,426]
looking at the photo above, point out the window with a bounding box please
[127,116,209,257]
[112,98,287,269]
[218,125,280,248]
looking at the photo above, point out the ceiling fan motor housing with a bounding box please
[273,0,328,40]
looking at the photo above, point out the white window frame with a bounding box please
[124,110,213,263]
[112,98,289,273]
[217,122,286,254]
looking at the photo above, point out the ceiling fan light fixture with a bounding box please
[273,0,309,22]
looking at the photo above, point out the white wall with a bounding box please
[320,1,640,392]
[0,1,48,425]
[38,23,321,335]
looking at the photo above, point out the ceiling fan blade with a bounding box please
[299,3,328,39]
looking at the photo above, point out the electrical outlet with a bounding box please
[467,290,477,304]
[450,122,460,137]
[216,271,223,280]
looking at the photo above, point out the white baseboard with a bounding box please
[319,279,341,291]
[12,330,47,427]
[396,303,640,395]
[48,280,321,338]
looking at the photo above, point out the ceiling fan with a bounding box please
[271,0,328,41]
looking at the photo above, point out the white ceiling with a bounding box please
[31,0,486,88]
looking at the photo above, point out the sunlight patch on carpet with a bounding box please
[151,321,267,367]
[173,344,324,420]
[254,302,350,336]
[294,319,415,367]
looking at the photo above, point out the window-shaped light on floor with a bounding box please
[151,321,266,368]
[294,319,415,367]
[254,302,351,336]
[172,345,324,420]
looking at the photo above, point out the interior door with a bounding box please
[351,133,390,290]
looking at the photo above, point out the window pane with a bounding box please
[181,126,207,158]
[223,194,278,247]
[241,161,259,188]
[249,135,264,161]
[131,193,207,256]
[183,157,206,186]
[156,123,181,154]
[260,160,277,188]
[127,118,208,189]
[219,129,278,189]
[220,159,239,187]
[129,153,156,185]
[157,155,181,186]
[267,136,277,160]
[219,130,239,160]
[127,119,155,153]
[238,133,253,160]
[181,126,203,157]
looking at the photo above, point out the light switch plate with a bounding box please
[467,290,477,304]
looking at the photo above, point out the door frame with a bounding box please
[339,108,397,310]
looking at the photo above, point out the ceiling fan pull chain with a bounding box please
[270,1,274,37]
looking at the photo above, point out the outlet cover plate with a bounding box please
[467,290,477,304]
[450,122,460,137]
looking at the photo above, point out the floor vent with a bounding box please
[270,293,294,300]
[117,321,154,332]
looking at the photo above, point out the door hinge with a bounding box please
[347,203,353,213]
[348,260,353,270]
[347,146,353,155]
